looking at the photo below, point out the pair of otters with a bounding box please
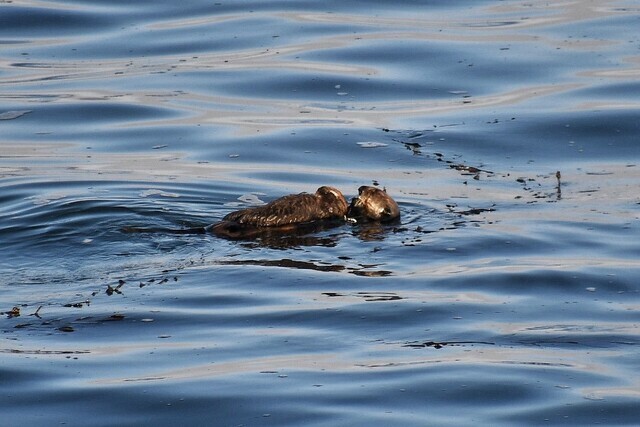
[209,185,399,239]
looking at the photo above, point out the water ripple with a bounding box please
[1,0,639,425]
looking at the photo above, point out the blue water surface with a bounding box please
[1,0,639,425]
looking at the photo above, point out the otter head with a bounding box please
[348,186,400,222]
[314,186,349,218]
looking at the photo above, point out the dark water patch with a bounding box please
[574,81,640,102]
[0,179,229,291]
[0,109,31,120]
[5,102,179,128]
[301,38,591,99]
[0,6,114,37]
[514,330,640,350]
[391,110,640,167]
[513,110,640,160]
[71,16,292,59]
[428,267,638,297]
[503,398,640,425]
[192,69,457,103]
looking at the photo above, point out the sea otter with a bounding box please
[347,186,400,222]
[208,186,349,239]
[125,185,400,240]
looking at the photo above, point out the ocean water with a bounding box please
[1,0,639,425]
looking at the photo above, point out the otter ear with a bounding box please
[358,186,365,195]
[383,187,387,193]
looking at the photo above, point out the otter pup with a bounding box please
[209,186,348,239]
[347,186,400,222]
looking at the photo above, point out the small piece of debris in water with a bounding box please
[357,142,388,148]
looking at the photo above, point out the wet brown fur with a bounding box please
[209,186,348,239]
[347,186,400,222]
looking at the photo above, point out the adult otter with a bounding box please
[347,186,400,222]
[209,186,349,239]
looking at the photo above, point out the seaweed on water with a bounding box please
[404,340,496,349]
